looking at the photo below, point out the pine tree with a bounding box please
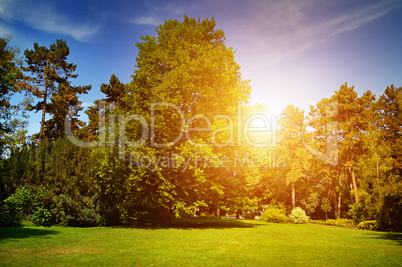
[23,39,91,146]
[81,74,126,142]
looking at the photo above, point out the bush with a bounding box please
[0,187,34,227]
[357,220,378,231]
[378,191,402,232]
[66,208,102,227]
[289,207,309,224]
[0,202,21,227]
[326,219,355,228]
[259,207,291,223]
[308,220,328,225]
[31,206,53,227]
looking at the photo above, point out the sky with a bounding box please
[1,0,402,136]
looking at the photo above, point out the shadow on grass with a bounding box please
[0,227,59,242]
[115,218,262,230]
[359,232,402,246]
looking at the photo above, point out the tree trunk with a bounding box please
[163,205,171,223]
[291,181,296,209]
[193,207,198,217]
[37,85,48,149]
[336,173,342,219]
[336,191,341,219]
[349,166,358,203]
[348,183,354,204]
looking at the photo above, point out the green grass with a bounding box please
[1,219,401,266]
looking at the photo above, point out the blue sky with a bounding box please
[1,0,402,135]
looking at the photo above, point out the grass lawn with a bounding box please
[0,219,401,266]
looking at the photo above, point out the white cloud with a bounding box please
[129,1,196,27]
[0,0,101,42]
[211,0,402,114]
[294,1,398,47]
[0,23,14,36]
[0,0,13,17]
[223,0,400,67]
[23,10,100,42]
[130,15,163,26]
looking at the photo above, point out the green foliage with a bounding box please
[326,219,355,228]
[378,189,402,232]
[88,15,252,225]
[308,219,328,225]
[65,208,101,227]
[0,35,27,159]
[0,186,53,226]
[320,198,332,214]
[22,39,91,143]
[259,206,291,223]
[301,192,319,215]
[357,220,378,231]
[0,201,21,227]
[347,201,375,224]
[320,198,332,220]
[53,194,101,227]
[2,138,101,226]
[0,186,35,226]
[289,207,309,224]
[31,207,52,227]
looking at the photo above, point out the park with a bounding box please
[1,2,402,265]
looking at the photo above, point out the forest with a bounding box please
[1,16,401,231]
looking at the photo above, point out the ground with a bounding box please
[0,219,401,266]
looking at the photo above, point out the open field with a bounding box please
[0,219,401,266]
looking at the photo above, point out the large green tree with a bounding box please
[92,15,251,222]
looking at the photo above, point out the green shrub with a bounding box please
[309,220,327,225]
[378,191,402,232]
[289,207,309,224]
[31,207,53,227]
[259,207,291,223]
[66,208,102,227]
[0,187,34,227]
[0,202,21,227]
[357,220,378,231]
[326,219,355,227]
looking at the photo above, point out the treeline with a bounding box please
[0,16,401,230]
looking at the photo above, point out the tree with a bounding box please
[278,105,308,209]
[307,96,342,218]
[100,74,126,107]
[0,35,27,158]
[92,15,251,222]
[321,198,332,220]
[377,85,402,176]
[334,84,361,204]
[313,84,367,207]
[23,39,91,146]
[81,74,126,142]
